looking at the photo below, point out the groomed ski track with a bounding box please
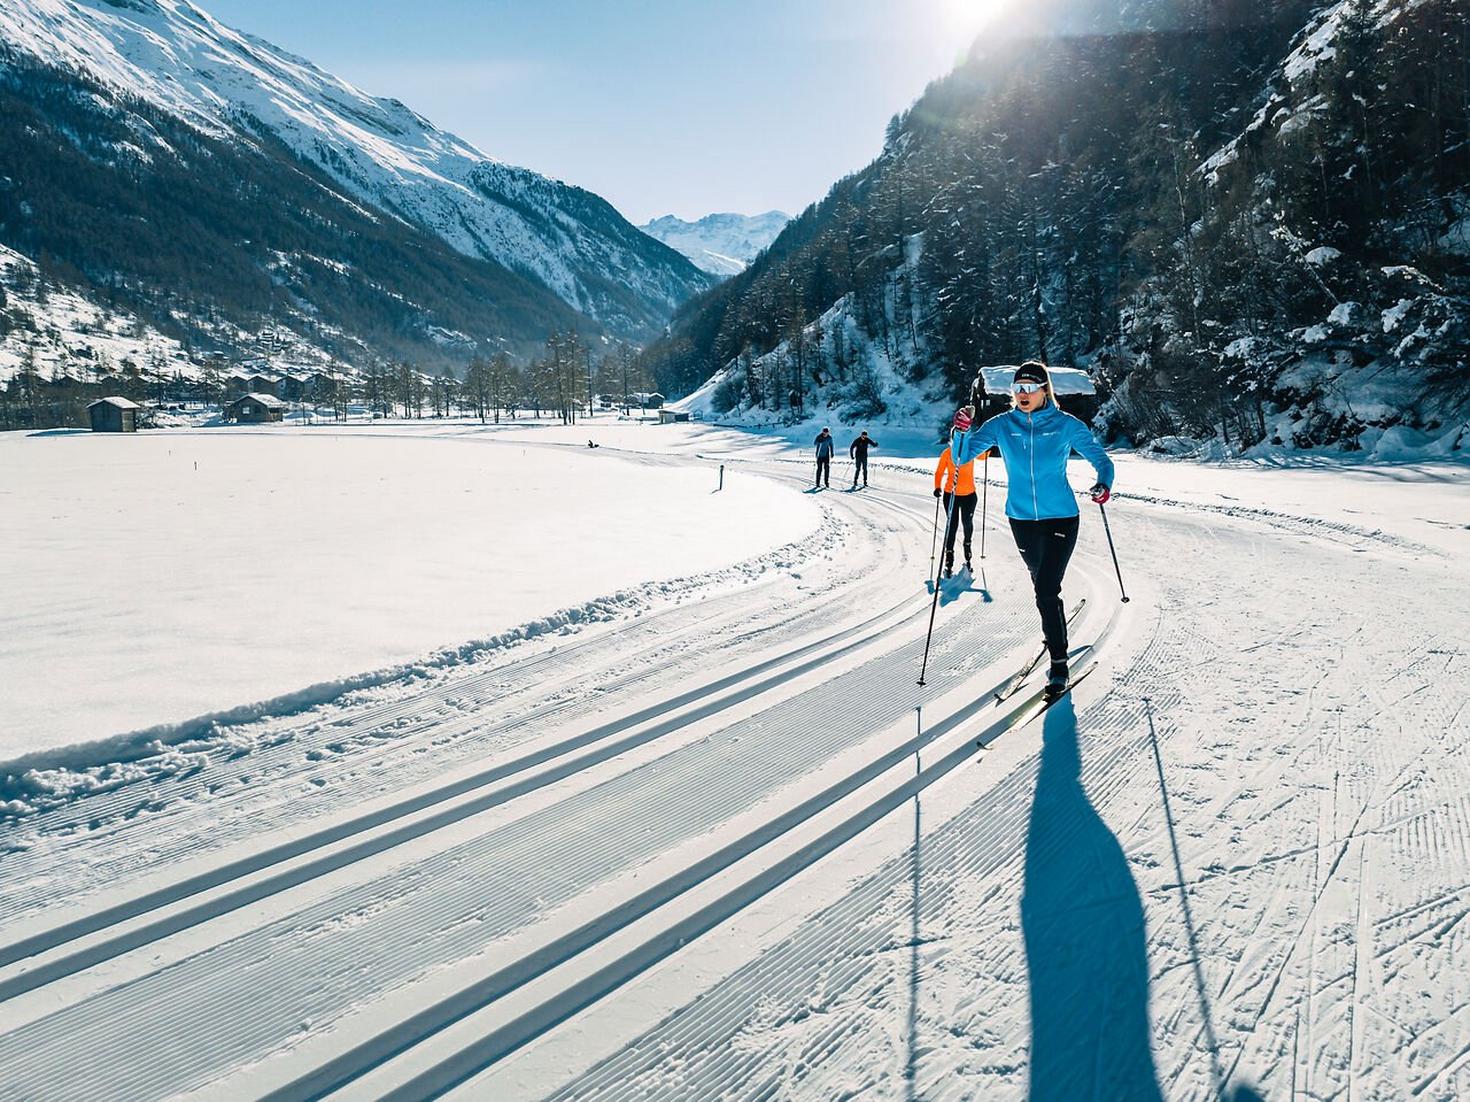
[2,434,1467,1102]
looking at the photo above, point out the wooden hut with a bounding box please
[224,393,287,424]
[88,396,141,433]
[971,365,1100,424]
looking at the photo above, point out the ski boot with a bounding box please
[943,554,954,580]
[1045,660,1069,697]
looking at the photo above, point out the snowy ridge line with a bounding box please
[278,603,1124,1101]
[0,580,929,1000]
[1121,489,1440,557]
[0,504,841,799]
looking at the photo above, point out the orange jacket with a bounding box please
[935,446,989,496]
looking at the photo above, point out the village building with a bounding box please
[223,393,287,424]
[972,365,1101,423]
[87,396,141,433]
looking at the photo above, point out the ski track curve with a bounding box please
[5,440,1463,1102]
[0,448,1048,1099]
[520,498,1469,1102]
[0,457,900,914]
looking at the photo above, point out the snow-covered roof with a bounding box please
[88,396,142,410]
[975,365,1096,397]
[230,393,287,408]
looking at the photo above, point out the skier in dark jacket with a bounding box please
[952,361,1113,691]
[848,430,878,488]
[813,428,835,488]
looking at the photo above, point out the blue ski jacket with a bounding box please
[953,403,1114,521]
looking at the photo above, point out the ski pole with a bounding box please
[1097,500,1130,603]
[979,452,989,559]
[919,431,963,686]
[927,491,942,580]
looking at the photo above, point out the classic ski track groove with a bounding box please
[526,506,1468,1102]
[0,467,933,992]
[1,477,853,846]
[258,594,1124,1101]
[0,453,1089,1102]
[0,593,1053,1101]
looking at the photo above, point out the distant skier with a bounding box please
[813,427,835,488]
[849,430,878,488]
[952,362,1113,692]
[933,442,983,578]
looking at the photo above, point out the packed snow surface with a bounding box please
[0,420,1467,1102]
[0,424,817,762]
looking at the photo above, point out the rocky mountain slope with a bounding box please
[649,0,1469,457]
[0,0,712,382]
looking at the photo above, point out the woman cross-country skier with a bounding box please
[933,441,983,578]
[951,361,1114,692]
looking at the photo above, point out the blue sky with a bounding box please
[202,0,1009,224]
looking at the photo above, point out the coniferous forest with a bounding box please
[645,0,1470,450]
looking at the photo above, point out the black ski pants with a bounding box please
[851,455,868,486]
[1009,515,1080,662]
[942,491,977,563]
[815,456,831,487]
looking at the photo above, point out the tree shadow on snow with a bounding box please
[1022,696,1163,1102]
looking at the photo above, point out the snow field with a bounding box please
[1,422,1467,1101]
[0,427,818,764]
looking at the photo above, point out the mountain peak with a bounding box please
[1,0,710,338]
[641,211,791,277]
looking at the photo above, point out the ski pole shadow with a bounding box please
[1022,696,1163,1102]
[905,740,923,1101]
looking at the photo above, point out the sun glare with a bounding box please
[936,0,1015,42]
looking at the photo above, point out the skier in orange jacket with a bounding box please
[934,444,984,577]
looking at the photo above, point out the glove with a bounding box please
[933,487,943,499]
[953,405,974,432]
[1089,482,1112,505]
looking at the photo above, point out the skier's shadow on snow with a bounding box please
[924,569,990,605]
[1021,695,1163,1102]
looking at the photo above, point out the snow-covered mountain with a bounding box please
[641,212,790,277]
[648,0,1469,458]
[0,0,712,339]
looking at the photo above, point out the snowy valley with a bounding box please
[2,0,1469,1099]
[2,419,1469,1100]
